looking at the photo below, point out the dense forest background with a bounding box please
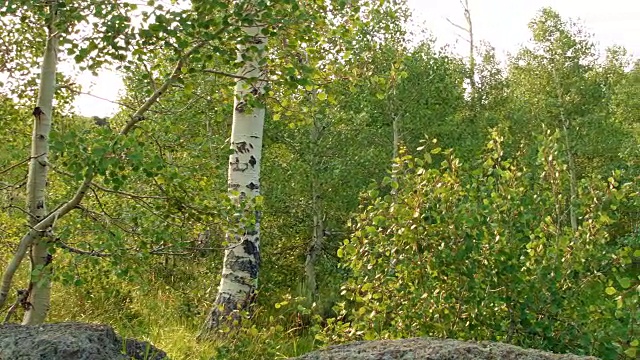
[0,1,638,359]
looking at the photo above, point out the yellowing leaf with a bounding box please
[605,287,617,295]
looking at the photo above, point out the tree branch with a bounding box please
[121,41,207,134]
[445,18,470,34]
[202,69,258,81]
[56,240,111,257]
[0,155,44,176]
[0,39,208,310]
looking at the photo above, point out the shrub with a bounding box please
[322,130,638,359]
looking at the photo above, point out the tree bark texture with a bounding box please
[201,1,267,333]
[23,1,59,325]
[0,32,198,317]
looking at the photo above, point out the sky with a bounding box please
[73,0,640,117]
[407,0,640,58]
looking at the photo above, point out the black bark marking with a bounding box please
[44,253,53,266]
[229,157,248,172]
[32,107,44,118]
[231,163,248,172]
[36,200,44,209]
[246,182,259,190]
[248,156,256,168]
[240,240,260,278]
[229,183,241,190]
[235,141,250,154]
[236,101,246,113]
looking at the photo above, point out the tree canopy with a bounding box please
[0,2,637,359]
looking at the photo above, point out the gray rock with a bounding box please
[0,322,167,360]
[290,338,600,360]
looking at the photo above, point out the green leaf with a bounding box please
[618,277,632,289]
[605,287,617,295]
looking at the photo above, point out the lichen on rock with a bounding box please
[290,338,601,360]
[0,322,167,360]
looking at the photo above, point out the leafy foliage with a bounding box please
[326,130,638,358]
[0,2,637,360]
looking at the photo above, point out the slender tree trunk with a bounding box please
[22,1,59,325]
[0,40,198,314]
[392,114,400,160]
[463,0,476,94]
[390,110,401,200]
[201,2,267,333]
[389,104,400,274]
[562,121,578,232]
[446,0,475,93]
[552,68,578,233]
[304,116,324,296]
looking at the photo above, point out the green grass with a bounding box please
[44,275,322,360]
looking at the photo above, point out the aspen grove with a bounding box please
[0,1,638,359]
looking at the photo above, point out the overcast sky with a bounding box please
[407,0,640,57]
[73,0,640,117]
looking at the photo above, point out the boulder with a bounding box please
[0,322,167,360]
[290,338,600,360]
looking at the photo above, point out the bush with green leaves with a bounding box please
[321,130,638,359]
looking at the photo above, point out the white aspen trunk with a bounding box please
[201,3,267,332]
[447,0,475,99]
[22,1,59,325]
[463,0,476,94]
[304,117,324,296]
[0,39,197,315]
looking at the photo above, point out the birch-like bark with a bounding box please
[463,0,476,94]
[447,0,475,96]
[0,40,200,317]
[22,1,59,325]
[201,3,267,332]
